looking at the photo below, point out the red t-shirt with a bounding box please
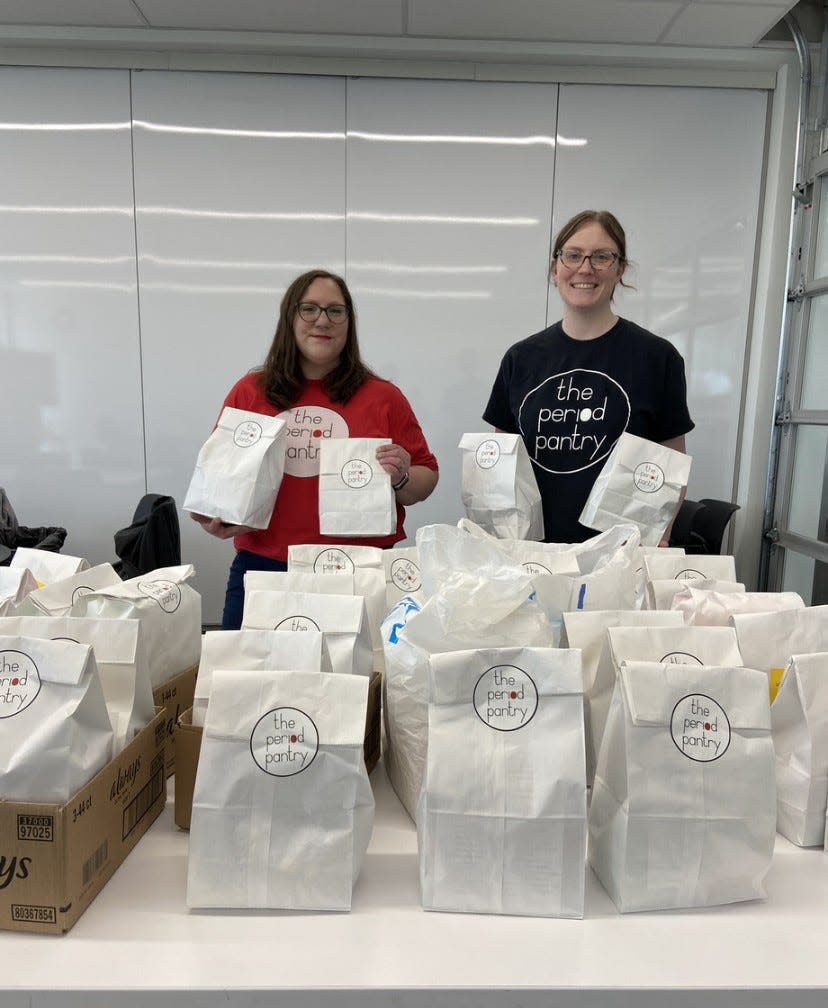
[223,372,438,561]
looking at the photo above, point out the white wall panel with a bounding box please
[132,71,346,619]
[553,83,767,504]
[0,67,144,564]
[346,77,559,540]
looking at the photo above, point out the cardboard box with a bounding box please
[0,708,167,934]
[174,670,383,830]
[152,664,198,777]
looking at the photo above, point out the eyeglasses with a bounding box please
[296,302,349,324]
[556,249,620,271]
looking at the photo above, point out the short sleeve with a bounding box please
[654,347,694,442]
[482,350,519,433]
[386,385,438,471]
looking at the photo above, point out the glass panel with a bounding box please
[787,425,828,539]
[781,550,814,604]
[801,293,828,409]
[814,174,828,278]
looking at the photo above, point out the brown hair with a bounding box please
[551,209,633,289]
[258,269,375,410]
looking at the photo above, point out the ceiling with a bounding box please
[0,0,812,51]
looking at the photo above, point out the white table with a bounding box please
[2,762,828,1007]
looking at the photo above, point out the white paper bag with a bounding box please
[647,577,745,611]
[579,433,692,546]
[772,653,828,846]
[318,438,395,536]
[244,569,355,597]
[0,635,113,801]
[14,563,121,618]
[383,546,425,609]
[242,589,371,679]
[633,545,684,608]
[672,588,804,626]
[192,628,324,728]
[459,433,544,540]
[0,568,37,616]
[589,660,775,912]
[732,605,828,699]
[419,646,585,917]
[187,668,374,910]
[0,616,154,754]
[183,406,287,529]
[644,552,737,583]
[381,524,554,821]
[561,608,685,784]
[71,564,202,689]
[10,548,90,586]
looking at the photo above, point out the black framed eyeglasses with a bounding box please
[296,302,349,323]
[556,249,620,271]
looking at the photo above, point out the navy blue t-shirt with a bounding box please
[483,318,694,543]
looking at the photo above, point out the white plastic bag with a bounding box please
[419,646,585,917]
[187,668,374,910]
[14,563,121,618]
[318,438,395,536]
[590,660,775,912]
[459,433,544,540]
[0,568,37,616]
[183,406,287,529]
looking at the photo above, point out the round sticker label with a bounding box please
[137,579,181,613]
[473,664,538,732]
[312,548,355,575]
[0,650,41,718]
[522,561,552,576]
[250,707,319,776]
[661,652,704,665]
[341,459,372,488]
[671,693,731,762]
[676,568,706,580]
[390,557,421,593]
[475,440,501,469]
[233,420,262,448]
[275,615,321,633]
[633,461,665,493]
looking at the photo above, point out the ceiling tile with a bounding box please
[0,0,147,27]
[662,2,792,45]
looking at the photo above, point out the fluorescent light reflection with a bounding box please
[133,120,343,140]
[0,121,129,131]
[138,207,342,221]
[353,287,491,299]
[0,255,132,265]
[350,212,536,226]
[349,130,557,147]
[141,256,504,275]
[20,280,134,291]
[350,262,506,275]
[136,207,534,226]
[0,205,131,215]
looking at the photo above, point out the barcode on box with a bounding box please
[11,904,56,924]
[122,767,164,841]
[82,840,109,887]
[17,815,54,842]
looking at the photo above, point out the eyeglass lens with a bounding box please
[297,302,348,323]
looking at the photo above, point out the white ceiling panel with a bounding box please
[662,2,792,45]
[409,0,683,44]
[0,0,146,27]
[134,0,404,35]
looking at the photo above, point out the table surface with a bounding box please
[2,759,828,1008]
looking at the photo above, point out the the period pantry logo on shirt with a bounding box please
[276,405,350,478]
[518,369,630,475]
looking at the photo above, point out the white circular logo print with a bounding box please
[0,650,41,718]
[661,652,704,665]
[233,420,262,448]
[250,707,319,776]
[671,694,731,762]
[277,405,350,478]
[275,615,321,632]
[138,579,181,613]
[633,462,665,493]
[391,557,421,593]
[522,561,552,576]
[341,459,372,488]
[473,664,538,732]
[518,369,631,475]
[676,569,706,580]
[312,548,355,575]
[475,440,501,469]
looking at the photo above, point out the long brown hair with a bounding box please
[259,269,375,410]
[551,209,633,290]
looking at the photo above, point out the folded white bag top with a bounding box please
[772,652,828,847]
[184,406,287,529]
[192,628,324,727]
[71,564,202,689]
[561,608,685,785]
[0,634,113,802]
[0,616,154,754]
[242,588,371,679]
[0,567,38,616]
[14,563,122,618]
[646,577,745,611]
[458,433,544,541]
[187,668,374,910]
[10,548,90,586]
[589,660,775,912]
[672,588,805,626]
[732,605,828,686]
[579,433,692,546]
[644,552,737,583]
[419,646,585,917]
[318,438,395,537]
[243,569,355,597]
[633,545,684,607]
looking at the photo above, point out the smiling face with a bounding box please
[293,276,349,379]
[551,220,626,313]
